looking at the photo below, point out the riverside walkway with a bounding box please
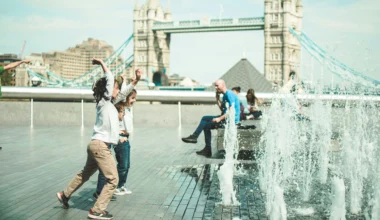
[0,126,269,220]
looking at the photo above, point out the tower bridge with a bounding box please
[133,0,303,86]
[23,0,378,88]
[151,17,265,33]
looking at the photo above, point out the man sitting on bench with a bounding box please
[181,79,240,158]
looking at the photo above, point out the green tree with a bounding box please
[0,70,13,86]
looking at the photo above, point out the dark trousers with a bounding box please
[96,141,131,193]
[192,115,222,150]
[251,110,262,119]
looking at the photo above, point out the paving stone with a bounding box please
[0,126,366,220]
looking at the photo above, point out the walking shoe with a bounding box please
[196,147,212,158]
[93,192,117,201]
[114,188,126,196]
[56,191,69,209]
[120,186,132,194]
[88,208,113,219]
[182,135,197,143]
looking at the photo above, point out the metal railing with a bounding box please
[2,87,380,103]
[2,87,380,128]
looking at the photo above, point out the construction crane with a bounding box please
[11,41,27,77]
[19,41,26,59]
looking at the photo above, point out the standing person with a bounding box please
[117,89,137,194]
[1,60,30,150]
[94,71,140,199]
[95,89,137,197]
[281,71,305,94]
[280,71,308,120]
[0,60,30,98]
[56,58,120,220]
[122,89,136,135]
[246,88,263,120]
[181,79,240,158]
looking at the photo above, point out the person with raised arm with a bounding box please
[94,70,141,199]
[0,60,30,98]
[56,58,121,220]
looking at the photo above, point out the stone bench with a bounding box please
[216,120,262,151]
[216,120,341,152]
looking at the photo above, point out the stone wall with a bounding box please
[0,101,220,127]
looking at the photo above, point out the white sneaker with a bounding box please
[121,186,132,194]
[246,115,254,120]
[114,188,126,196]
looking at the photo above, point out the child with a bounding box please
[56,58,120,220]
[95,89,137,196]
[122,89,137,136]
[118,89,137,193]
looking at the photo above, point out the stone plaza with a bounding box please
[0,125,270,220]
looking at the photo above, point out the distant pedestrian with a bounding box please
[1,59,31,151]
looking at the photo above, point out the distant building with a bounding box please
[217,57,273,93]
[15,54,49,87]
[168,74,199,87]
[133,0,172,83]
[0,54,20,64]
[42,38,123,80]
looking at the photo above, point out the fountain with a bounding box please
[256,82,380,219]
[329,177,346,220]
[217,104,240,206]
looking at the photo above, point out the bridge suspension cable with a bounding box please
[289,27,380,87]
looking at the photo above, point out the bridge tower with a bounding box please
[133,0,172,85]
[264,0,303,86]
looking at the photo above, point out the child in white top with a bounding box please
[57,58,122,220]
[95,75,140,197]
[123,89,136,134]
[114,89,137,194]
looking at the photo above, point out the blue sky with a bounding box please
[1,0,379,84]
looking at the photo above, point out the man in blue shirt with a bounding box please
[182,79,240,157]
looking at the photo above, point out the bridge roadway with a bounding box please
[152,17,265,33]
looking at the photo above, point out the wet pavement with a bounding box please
[0,126,261,220]
[0,126,367,220]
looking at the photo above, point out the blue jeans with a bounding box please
[96,141,131,193]
[192,115,221,150]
